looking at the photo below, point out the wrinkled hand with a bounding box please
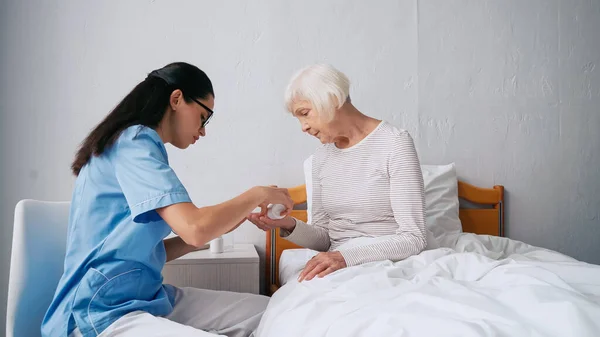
[298,251,347,282]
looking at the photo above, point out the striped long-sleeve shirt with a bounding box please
[281,121,427,267]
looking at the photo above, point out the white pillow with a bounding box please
[421,163,462,241]
[303,155,314,224]
[303,157,461,246]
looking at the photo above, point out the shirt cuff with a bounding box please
[337,248,364,267]
[131,190,192,223]
[279,219,310,242]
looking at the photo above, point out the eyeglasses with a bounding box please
[191,97,214,128]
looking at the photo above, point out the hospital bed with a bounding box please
[258,165,600,337]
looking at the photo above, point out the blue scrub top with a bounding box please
[41,125,192,337]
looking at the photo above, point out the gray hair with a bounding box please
[284,64,350,122]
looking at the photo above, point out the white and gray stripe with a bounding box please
[281,121,427,266]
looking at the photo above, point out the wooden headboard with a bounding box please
[265,181,504,295]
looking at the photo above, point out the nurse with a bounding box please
[41,62,293,337]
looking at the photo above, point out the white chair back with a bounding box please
[6,199,70,337]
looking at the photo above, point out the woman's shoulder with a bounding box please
[373,122,419,161]
[304,144,331,172]
[118,125,161,142]
[310,143,331,160]
[111,125,167,158]
[113,125,164,149]
[378,121,413,140]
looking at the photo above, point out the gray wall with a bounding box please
[1,0,599,333]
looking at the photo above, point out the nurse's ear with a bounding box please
[169,89,184,112]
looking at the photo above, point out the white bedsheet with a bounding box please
[259,234,600,337]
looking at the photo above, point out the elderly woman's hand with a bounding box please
[247,213,296,232]
[298,251,347,282]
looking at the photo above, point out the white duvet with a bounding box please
[256,234,600,337]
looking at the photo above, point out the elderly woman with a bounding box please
[248,64,427,282]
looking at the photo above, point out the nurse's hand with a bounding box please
[254,186,294,217]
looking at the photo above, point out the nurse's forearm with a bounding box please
[192,187,264,241]
[157,187,265,248]
[226,217,247,234]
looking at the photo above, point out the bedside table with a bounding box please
[162,243,260,294]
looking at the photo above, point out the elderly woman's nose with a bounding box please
[302,123,311,132]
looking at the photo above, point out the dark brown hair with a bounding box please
[71,62,214,175]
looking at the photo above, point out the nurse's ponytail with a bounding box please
[71,62,214,176]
